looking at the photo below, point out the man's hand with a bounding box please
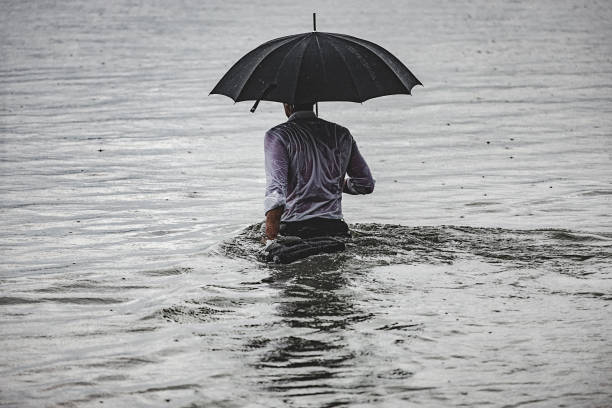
[264,206,284,241]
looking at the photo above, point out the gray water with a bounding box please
[1,0,612,407]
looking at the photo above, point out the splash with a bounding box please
[219,222,612,275]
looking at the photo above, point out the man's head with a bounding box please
[283,102,314,118]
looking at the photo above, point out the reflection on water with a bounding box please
[255,267,362,402]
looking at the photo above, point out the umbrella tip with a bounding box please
[313,13,316,31]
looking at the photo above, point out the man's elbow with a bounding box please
[355,180,375,195]
[361,183,375,194]
[344,177,375,195]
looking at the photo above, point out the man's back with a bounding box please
[264,110,374,223]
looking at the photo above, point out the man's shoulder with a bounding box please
[319,118,350,134]
[266,117,351,138]
[265,121,297,138]
[266,121,291,133]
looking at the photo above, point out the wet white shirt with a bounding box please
[264,111,375,222]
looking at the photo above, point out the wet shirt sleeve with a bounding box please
[344,136,375,195]
[264,129,289,214]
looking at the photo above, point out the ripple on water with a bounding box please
[0,296,124,304]
[191,223,612,405]
[159,304,230,323]
[140,267,193,276]
[219,222,612,276]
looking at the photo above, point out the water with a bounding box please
[1,0,611,406]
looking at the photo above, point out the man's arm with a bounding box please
[263,130,289,241]
[344,137,375,195]
[264,206,283,240]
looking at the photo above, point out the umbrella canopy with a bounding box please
[210,31,421,109]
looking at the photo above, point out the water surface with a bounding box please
[1,0,611,406]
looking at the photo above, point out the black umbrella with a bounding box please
[210,15,421,112]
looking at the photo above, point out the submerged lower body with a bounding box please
[279,217,350,239]
[259,218,349,264]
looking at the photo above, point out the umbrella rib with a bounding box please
[234,36,304,102]
[330,33,420,94]
[274,35,313,89]
[291,35,313,104]
[314,35,328,97]
[325,35,363,102]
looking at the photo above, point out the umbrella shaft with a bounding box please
[314,13,318,117]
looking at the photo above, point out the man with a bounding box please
[262,102,375,244]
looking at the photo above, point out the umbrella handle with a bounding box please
[250,83,277,113]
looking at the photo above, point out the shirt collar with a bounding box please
[288,111,317,121]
